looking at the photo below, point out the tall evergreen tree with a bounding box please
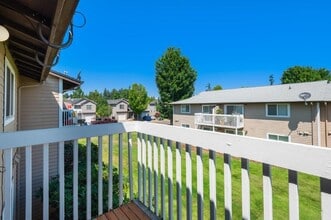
[155,47,197,121]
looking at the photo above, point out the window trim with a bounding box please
[267,133,291,142]
[119,104,125,110]
[180,104,191,114]
[266,103,290,118]
[224,104,244,115]
[86,104,92,110]
[4,58,16,126]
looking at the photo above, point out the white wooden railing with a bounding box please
[195,113,244,129]
[0,122,331,220]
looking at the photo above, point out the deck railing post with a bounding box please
[288,170,299,220]
[138,133,143,201]
[263,163,273,220]
[3,149,13,220]
[119,134,123,206]
[160,138,166,219]
[43,144,49,220]
[59,142,65,220]
[147,135,153,209]
[241,158,250,220]
[73,140,79,220]
[153,136,159,215]
[186,144,192,220]
[142,134,147,205]
[209,150,216,220]
[224,153,232,220]
[98,136,103,215]
[86,138,92,219]
[197,147,203,220]
[176,142,182,220]
[128,133,133,200]
[25,146,32,220]
[108,135,113,210]
[168,140,173,220]
[320,177,331,220]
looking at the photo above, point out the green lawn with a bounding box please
[78,133,320,219]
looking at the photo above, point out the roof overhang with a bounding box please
[0,0,79,82]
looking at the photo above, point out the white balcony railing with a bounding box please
[195,113,244,129]
[0,122,331,219]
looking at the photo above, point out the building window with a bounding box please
[225,129,244,135]
[4,59,15,125]
[86,105,92,110]
[181,124,190,128]
[74,105,81,109]
[225,104,244,115]
[119,104,125,109]
[202,105,214,114]
[180,104,190,113]
[268,133,290,142]
[266,104,290,117]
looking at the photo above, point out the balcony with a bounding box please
[195,113,244,130]
[1,122,331,219]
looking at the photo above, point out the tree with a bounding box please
[87,90,109,117]
[213,85,223,90]
[128,83,149,119]
[281,66,331,84]
[71,87,84,98]
[155,47,197,120]
[269,74,274,85]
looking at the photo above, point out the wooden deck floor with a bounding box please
[97,200,159,220]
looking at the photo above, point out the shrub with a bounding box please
[37,142,128,219]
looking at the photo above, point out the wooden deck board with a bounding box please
[97,200,159,220]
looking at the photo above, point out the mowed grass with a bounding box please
[78,133,320,219]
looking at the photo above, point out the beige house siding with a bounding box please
[173,102,331,147]
[18,75,60,219]
[0,44,20,217]
[81,102,96,114]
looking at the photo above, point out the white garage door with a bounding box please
[118,113,127,121]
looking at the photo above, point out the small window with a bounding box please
[86,105,92,110]
[202,105,214,114]
[268,133,289,142]
[266,104,290,117]
[224,129,244,135]
[225,105,244,115]
[181,124,190,128]
[119,104,125,109]
[74,105,81,109]
[4,59,15,125]
[180,104,190,113]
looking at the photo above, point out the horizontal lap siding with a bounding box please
[18,75,60,219]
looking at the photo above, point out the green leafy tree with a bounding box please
[87,90,109,117]
[213,85,223,90]
[281,66,331,84]
[71,87,84,98]
[128,83,149,119]
[155,47,197,120]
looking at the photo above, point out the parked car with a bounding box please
[142,115,152,121]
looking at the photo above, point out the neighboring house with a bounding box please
[172,81,331,147]
[0,0,79,218]
[140,101,157,118]
[107,99,133,121]
[65,98,97,124]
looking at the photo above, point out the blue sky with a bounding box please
[55,0,331,97]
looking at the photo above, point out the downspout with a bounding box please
[58,78,63,128]
[317,102,321,146]
[2,43,6,132]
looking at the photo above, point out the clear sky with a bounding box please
[55,0,331,97]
